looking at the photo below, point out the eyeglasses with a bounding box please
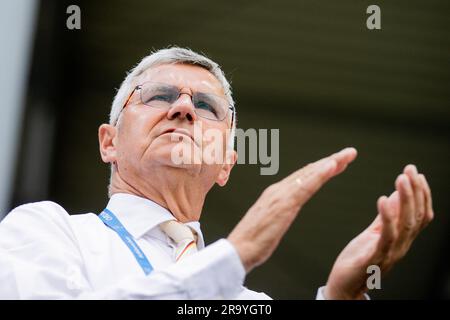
[121,81,234,123]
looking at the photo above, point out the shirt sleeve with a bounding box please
[85,239,246,299]
[234,287,272,300]
[0,202,247,299]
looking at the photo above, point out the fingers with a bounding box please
[419,173,434,227]
[373,166,435,272]
[287,147,357,182]
[404,165,425,225]
[376,195,397,258]
[395,173,416,233]
[292,158,337,202]
[386,190,400,219]
[400,165,434,234]
[288,147,357,202]
[328,147,358,176]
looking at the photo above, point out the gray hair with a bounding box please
[110,46,236,148]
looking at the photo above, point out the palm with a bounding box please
[326,219,384,298]
[325,165,434,299]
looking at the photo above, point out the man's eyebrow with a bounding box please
[154,84,174,91]
[195,91,216,99]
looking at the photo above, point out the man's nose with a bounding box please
[167,93,198,122]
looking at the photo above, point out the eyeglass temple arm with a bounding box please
[122,85,141,109]
[229,106,235,128]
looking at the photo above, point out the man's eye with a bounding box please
[148,94,172,102]
[195,101,217,115]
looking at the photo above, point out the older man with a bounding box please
[0,47,434,299]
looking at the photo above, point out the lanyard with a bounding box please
[98,208,153,275]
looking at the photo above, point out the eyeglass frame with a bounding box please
[118,81,235,126]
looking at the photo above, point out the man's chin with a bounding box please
[147,148,203,170]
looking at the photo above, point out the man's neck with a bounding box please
[109,168,208,222]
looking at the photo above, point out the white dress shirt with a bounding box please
[0,193,328,299]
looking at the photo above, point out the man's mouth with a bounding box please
[161,128,195,143]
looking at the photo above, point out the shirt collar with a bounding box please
[105,193,205,249]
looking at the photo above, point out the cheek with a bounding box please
[118,108,164,156]
[201,123,229,161]
[205,124,228,146]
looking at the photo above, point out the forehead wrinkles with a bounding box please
[199,80,222,93]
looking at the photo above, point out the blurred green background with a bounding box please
[9,0,450,299]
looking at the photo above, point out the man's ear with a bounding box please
[216,150,237,187]
[98,124,118,164]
